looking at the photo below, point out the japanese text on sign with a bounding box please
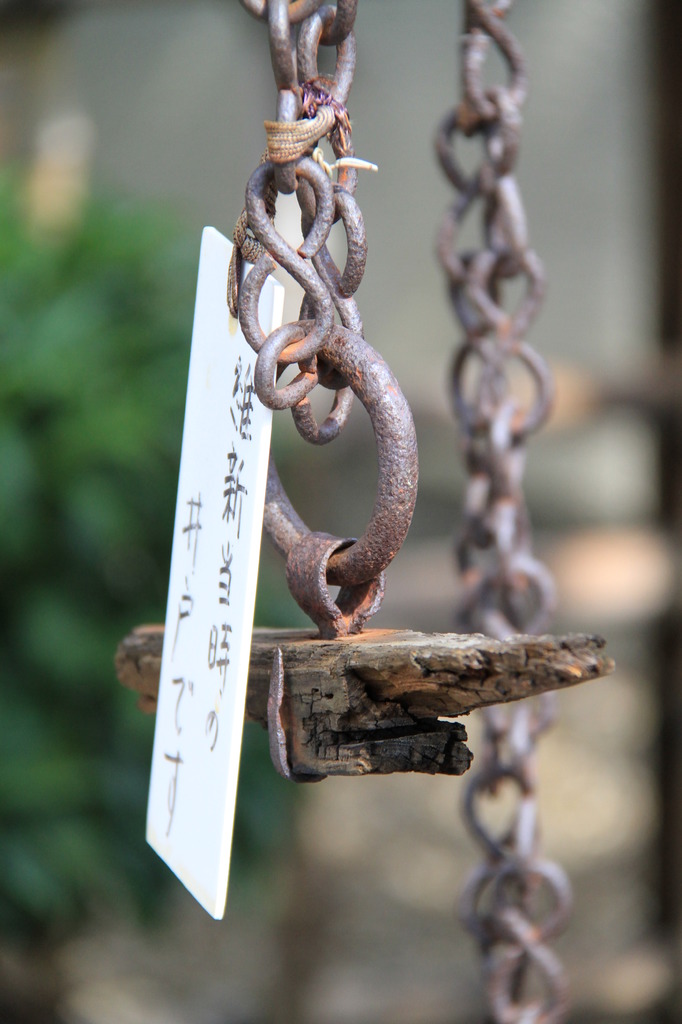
[146,227,283,919]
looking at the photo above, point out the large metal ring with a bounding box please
[263,323,418,593]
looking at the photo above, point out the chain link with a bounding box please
[435,3,572,1020]
[237,0,418,638]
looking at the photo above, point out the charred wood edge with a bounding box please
[115,626,614,778]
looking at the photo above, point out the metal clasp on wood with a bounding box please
[268,647,326,783]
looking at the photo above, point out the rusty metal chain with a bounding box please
[236,0,418,640]
[435,2,572,1019]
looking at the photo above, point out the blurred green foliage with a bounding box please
[0,175,296,943]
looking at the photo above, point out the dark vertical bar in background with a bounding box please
[653,0,682,1018]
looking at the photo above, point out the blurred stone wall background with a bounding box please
[1,2,675,1023]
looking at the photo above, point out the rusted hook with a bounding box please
[267,647,326,782]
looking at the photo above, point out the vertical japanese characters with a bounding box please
[164,493,201,835]
[165,356,256,834]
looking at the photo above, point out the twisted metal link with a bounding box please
[435,3,571,1019]
[238,0,418,637]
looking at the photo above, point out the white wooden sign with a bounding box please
[146,227,284,919]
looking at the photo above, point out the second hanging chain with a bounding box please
[436,1,572,1021]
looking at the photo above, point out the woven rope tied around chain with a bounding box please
[228,83,351,319]
[227,111,331,317]
[264,105,336,164]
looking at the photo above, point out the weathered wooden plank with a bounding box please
[115,626,613,778]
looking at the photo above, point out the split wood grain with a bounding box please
[116,626,613,778]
